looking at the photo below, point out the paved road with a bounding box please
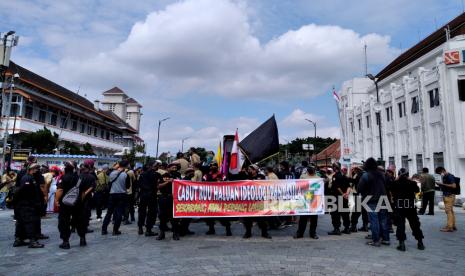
[0,207,464,276]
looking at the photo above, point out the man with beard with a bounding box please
[137,162,162,237]
[391,168,425,251]
[13,163,44,248]
[242,165,271,239]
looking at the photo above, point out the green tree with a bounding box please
[82,142,95,155]
[20,127,59,154]
[62,141,81,155]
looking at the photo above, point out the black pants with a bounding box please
[102,193,127,232]
[351,194,369,227]
[14,205,40,241]
[395,209,424,242]
[330,198,350,230]
[158,195,179,233]
[58,204,88,241]
[138,195,157,231]
[124,194,135,222]
[296,215,318,236]
[94,191,106,219]
[419,191,435,215]
[206,218,231,228]
[179,219,192,234]
[243,218,268,235]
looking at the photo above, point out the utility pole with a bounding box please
[181,136,190,153]
[305,119,317,164]
[155,117,170,158]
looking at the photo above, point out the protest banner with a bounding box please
[173,179,324,218]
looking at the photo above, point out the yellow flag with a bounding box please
[216,141,222,167]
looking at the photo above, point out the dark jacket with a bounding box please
[358,171,387,204]
[391,177,419,210]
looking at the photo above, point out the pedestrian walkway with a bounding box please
[0,208,464,275]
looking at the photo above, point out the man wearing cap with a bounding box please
[13,163,44,248]
[242,164,271,239]
[102,160,131,236]
[328,162,351,235]
[391,168,425,251]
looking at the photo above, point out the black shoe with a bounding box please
[80,237,87,247]
[243,232,252,239]
[426,213,434,216]
[123,221,132,225]
[101,229,108,235]
[417,240,425,250]
[156,231,165,240]
[350,226,357,233]
[328,229,341,235]
[225,227,232,237]
[138,227,144,235]
[29,241,45,248]
[86,229,94,234]
[381,240,391,246]
[59,241,70,249]
[261,232,272,239]
[145,231,158,237]
[112,230,122,236]
[206,228,216,235]
[293,233,303,239]
[310,234,319,240]
[173,233,180,240]
[13,239,28,247]
[38,234,49,240]
[397,241,406,252]
[342,228,351,234]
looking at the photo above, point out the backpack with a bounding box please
[62,178,82,207]
[453,176,461,195]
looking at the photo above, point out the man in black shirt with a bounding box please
[13,163,44,248]
[391,168,425,251]
[157,164,181,240]
[138,162,162,236]
[328,162,351,235]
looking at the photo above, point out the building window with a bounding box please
[388,157,395,167]
[80,123,85,133]
[416,154,423,174]
[411,96,419,114]
[71,120,78,131]
[25,105,33,119]
[101,130,105,139]
[60,117,68,129]
[106,131,110,140]
[350,122,354,133]
[386,107,392,122]
[358,118,361,130]
[126,113,132,120]
[38,110,46,123]
[50,114,58,126]
[10,105,19,116]
[433,152,444,169]
[428,88,440,107]
[401,155,409,170]
[366,115,370,128]
[109,104,116,112]
[94,127,98,137]
[398,101,406,118]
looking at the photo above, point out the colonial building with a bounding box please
[0,61,143,159]
[338,13,465,199]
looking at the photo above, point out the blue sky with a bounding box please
[0,0,462,155]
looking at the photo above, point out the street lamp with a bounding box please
[366,73,384,164]
[305,118,317,163]
[181,136,190,153]
[155,117,170,158]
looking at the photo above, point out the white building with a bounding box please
[0,62,144,162]
[339,13,465,199]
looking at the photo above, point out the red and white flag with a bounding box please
[332,87,340,102]
[229,129,244,174]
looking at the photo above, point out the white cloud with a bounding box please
[281,109,324,127]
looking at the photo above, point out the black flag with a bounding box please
[239,115,279,164]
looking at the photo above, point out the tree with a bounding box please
[20,127,59,154]
[62,141,81,155]
[82,143,95,155]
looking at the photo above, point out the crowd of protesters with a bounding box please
[0,147,461,252]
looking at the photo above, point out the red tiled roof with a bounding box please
[127,97,142,107]
[102,86,127,95]
[312,139,341,162]
[376,12,465,81]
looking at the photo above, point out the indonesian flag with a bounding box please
[229,129,244,174]
[332,87,340,102]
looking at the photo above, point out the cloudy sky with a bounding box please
[0,0,462,155]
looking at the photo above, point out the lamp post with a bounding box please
[366,73,384,164]
[305,118,317,163]
[155,117,170,158]
[181,136,190,153]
